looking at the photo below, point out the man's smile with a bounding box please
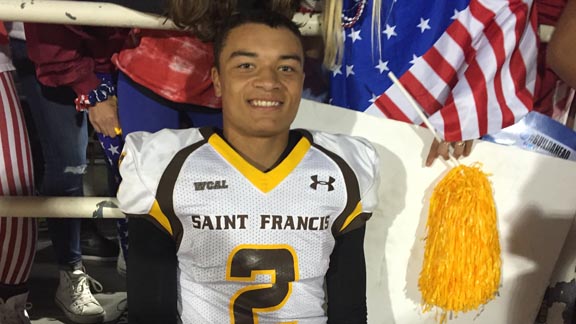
[248,99,283,108]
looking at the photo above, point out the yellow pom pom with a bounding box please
[419,163,501,323]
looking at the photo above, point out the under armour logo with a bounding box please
[310,175,335,191]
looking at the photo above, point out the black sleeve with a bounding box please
[127,216,179,324]
[326,226,368,324]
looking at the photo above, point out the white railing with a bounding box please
[0,0,321,35]
[0,196,124,218]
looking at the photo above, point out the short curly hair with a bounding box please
[167,0,299,42]
[212,9,303,70]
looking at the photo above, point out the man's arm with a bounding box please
[127,217,179,324]
[24,23,101,95]
[547,0,576,89]
[326,225,367,324]
[24,23,126,137]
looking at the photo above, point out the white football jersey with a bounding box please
[118,127,380,324]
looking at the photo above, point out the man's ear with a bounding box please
[211,67,222,97]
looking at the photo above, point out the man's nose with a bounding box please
[253,67,280,90]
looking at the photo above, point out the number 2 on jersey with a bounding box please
[226,244,299,324]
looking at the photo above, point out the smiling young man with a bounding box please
[118,10,380,324]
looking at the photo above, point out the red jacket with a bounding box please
[24,23,128,96]
[0,23,8,44]
[112,29,221,108]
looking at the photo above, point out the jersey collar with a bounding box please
[202,128,312,193]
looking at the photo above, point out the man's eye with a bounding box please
[279,66,295,72]
[237,63,253,69]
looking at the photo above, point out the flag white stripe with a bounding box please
[4,218,23,283]
[5,74,30,195]
[15,219,34,283]
[412,60,451,108]
[453,78,482,139]
[0,218,13,281]
[0,76,13,196]
[365,103,387,118]
[6,74,32,194]
[381,0,535,141]
[431,35,466,75]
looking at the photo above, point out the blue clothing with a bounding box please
[12,39,127,269]
[117,72,223,137]
[11,39,86,270]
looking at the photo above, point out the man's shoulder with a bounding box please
[299,129,376,158]
[125,128,206,154]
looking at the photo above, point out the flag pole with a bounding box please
[387,72,459,165]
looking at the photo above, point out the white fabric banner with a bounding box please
[294,99,576,324]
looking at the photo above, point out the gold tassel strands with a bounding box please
[418,163,501,323]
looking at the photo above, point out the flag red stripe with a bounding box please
[0,76,17,197]
[8,219,27,284]
[440,94,463,141]
[1,219,18,283]
[403,71,443,115]
[19,219,37,283]
[12,219,33,284]
[509,1,535,115]
[471,0,515,129]
[3,73,28,196]
[464,59,489,136]
[423,47,458,89]
[7,74,34,193]
[375,94,413,123]
[446,19,489,137]
[0,218,6,280]
[446,20,474,65]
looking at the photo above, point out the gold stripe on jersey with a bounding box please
[208,134,311,193]
[148,199,173,235]
[339,201,363,232]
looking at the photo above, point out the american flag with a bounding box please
[330,0,538,141]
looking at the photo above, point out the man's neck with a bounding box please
[223,130,290,172]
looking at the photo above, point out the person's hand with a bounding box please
[425,139,473,167]
[88,96,120,138]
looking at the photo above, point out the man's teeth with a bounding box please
[251,100,280,107]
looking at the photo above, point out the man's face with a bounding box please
[212,23,305,138]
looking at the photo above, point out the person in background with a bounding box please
[21,23,127,323]
[321,0,537,166]
[0,21,36,324]
[546,0,576,89]
[532,0,575,125]
[118,10,379,324]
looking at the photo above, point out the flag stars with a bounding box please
[107,144,120,155]
[382,24,397,39]
[375,59,389,74]
[417,18,431,33]
[451,9,460,20]
[346,65,355,77]
[369,93,379,103]
[348,28,362,43]
[331,64,342,77]
[410,54,420,65]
